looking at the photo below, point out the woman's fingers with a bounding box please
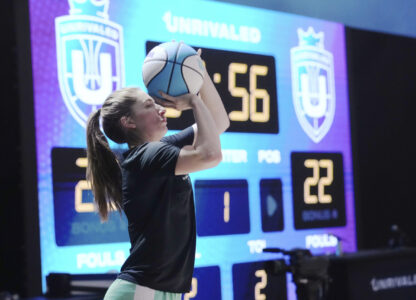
[158,91,176,102]
[197,48,202,56]
[154,96,176,108]
[154,96,166,106]
[154,96,163,104]
[162,101,177,109]
[158,91,197,111]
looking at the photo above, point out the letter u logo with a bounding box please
[72,48,112,105]
[300,71,328,119]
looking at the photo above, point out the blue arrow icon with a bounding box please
[267,194,278,216]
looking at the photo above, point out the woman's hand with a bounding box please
[155,91,200,111]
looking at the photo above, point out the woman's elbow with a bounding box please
[203,149,223,167]
[224,118,230,131]
[213,150,223,165]
[219,118,230,134]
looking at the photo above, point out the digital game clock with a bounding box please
[146,41,278,133]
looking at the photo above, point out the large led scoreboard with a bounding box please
[29,0,356,298]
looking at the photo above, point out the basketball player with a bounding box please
[85,58,229,299]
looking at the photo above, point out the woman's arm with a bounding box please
[198,67,230,134]
[158,92,222,175]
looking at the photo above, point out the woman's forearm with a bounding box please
[191,96,222,161]
[199,69,230,134]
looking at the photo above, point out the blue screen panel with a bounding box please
[29,0,356,298]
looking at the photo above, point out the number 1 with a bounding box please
[224,191,230,223]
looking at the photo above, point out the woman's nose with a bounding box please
[158,105,166,115]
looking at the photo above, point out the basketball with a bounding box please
[142,41,205,100]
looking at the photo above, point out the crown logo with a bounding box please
[297,27,324,48]
[68,0,109,19]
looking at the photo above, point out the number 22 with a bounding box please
[304,159,333,204]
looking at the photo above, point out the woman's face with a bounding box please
[128,91,167,142]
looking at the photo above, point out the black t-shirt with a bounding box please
[117,127,195,293]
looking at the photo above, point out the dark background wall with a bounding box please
[0,0,24,296]
[1,0,416,297]
[1,0,41,297]
[346,28,416,249]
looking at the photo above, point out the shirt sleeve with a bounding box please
[161,126,195,148]
[139,142,181,175]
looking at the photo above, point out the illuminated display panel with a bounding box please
[146,41,279,133]
[29,0,356,298]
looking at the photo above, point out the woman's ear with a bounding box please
[120,116,136,129]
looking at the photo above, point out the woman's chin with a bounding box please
[157,126,168,140]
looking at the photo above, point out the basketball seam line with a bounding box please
[166,43,181,95]
[144,58,204,79]
[181,60,205,82]
[180,58,204,94]
[144,59,167,94]
[181,62,190,94]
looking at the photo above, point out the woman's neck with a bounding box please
[127,131,164,149]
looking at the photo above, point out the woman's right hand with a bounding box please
[156,91,200,112]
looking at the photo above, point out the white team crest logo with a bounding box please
[290,27,335,143]
[55,0,124,127]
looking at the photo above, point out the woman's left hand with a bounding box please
[155,91,199,111]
